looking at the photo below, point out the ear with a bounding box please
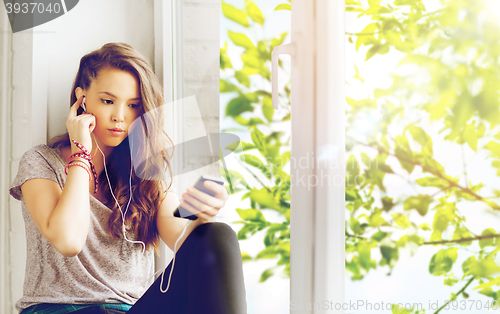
[75,87,85,100]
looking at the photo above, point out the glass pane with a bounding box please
[221,1,291,313]
[346,1,500,313]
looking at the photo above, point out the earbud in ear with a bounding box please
[81,96,87,112]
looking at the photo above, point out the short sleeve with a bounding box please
[9,145,59,201]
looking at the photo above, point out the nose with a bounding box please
[112,104,125,122]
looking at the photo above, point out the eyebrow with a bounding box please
[98,91,141,101]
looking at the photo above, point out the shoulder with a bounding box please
[26,144,64,164]
[10,144,62,201]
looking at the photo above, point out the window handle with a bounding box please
[272,42,296,110]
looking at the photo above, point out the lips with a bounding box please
[109,128,124,132]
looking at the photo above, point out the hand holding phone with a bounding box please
[173,175,225,220]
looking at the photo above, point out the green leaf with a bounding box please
[262,96,274,122]
[485,141,500,159]
[444,278,459,286]
[241,251,253,262]
[404,195,433,216]
[453,227,473,247]
[346,97,377,109]
[366,43,390,61]
[226,95,253,117]
[380,245,399,267]
[408,126,433,156]
[358,242,377,271]
[260,267,276,282]
[246,1,265,25]
[250,188,289,211]
[235,70,251,87]
[236,208,267,223]
[479,228,497,249]
[220,79,238,93]
[346,0,361,5]
[274,4,291,11]
[228,31,255,49]
[355,23,378,51]
[372,231,388,241]
[381,196,395,211]
[220,43,233,69]
[470,258,500,278]
[391,213,410,228]
[239,153,266,171]
[419,223,432,231]
[429,248,458,276]
[237,223,259,240]
[462,256,477,277]
[222,2,250,27]
[256,246,279,259]
[415,177,449,189]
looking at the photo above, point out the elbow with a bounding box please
[61,246,82,258]
[46,224,87,258]
[52,237,85,258]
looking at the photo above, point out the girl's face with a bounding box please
[76,67,142,150]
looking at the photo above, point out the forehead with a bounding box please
[90,67,141,99]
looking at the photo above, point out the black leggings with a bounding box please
[76,222,247,314]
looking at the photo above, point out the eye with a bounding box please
[101,99,113,104]
[129,104,140,109]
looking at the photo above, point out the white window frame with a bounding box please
[153,0,180,278]
[273,0,345,312]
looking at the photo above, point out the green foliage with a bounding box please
[221,0,291,282]
[345,0,500,306]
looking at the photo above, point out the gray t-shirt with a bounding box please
[9,144,156,313]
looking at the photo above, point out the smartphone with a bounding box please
[173,175,225,220]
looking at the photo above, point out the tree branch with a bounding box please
[351,137,500,210]
[422,233,500,245]
[434,277,474,314]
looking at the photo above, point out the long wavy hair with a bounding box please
[48,42,175,256]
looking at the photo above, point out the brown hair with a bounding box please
[48,42,175,256]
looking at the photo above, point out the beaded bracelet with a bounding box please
[69,139,98,194]
[67,155,90,168]
[65,161,92,182]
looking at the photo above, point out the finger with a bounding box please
[69,95,84,118]
[187,186,224,209]
[203,180,228,200]
[86,115,96,132]
[181,194,219,216]
[180,197,217,222]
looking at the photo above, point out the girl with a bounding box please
[9,42,247,314]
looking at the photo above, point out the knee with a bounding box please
[192,222,238,247]
[189,222,241,262]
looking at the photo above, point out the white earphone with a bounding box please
[81,96,87,112]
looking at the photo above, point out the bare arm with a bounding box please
[21,162,91,257]
[20,94,96,258]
